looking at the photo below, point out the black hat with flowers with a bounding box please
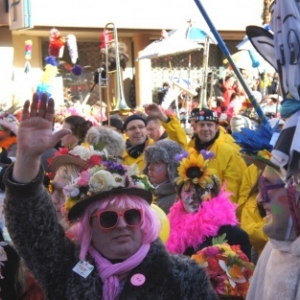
[66,161,154,221]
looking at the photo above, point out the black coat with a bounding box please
[184,225,252,261]
[4,165,218,300]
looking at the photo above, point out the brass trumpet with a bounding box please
[99,22,131,117]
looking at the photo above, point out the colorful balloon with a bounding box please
[151,204,170,243]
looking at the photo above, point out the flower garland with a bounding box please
[191,235,255,299]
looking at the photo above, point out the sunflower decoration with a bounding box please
[176,149,215,190]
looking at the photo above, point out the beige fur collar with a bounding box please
[270,236,300,256]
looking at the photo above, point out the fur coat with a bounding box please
[246,238,300,300]
[4,164,218,300]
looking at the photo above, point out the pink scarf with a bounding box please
[89,243,150,300]
[166,187,238,254]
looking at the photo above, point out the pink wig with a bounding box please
[70,194,160,260]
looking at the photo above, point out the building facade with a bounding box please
[0,0,264,109]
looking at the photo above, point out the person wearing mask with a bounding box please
[4,93,218,300]
[166,149,251,259]
[233,119,284,263]
[246,161,300,300]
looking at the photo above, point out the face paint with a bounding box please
[266,167,276,176]
[181,185,204,213]
[271,204,282,216]
[259,166,296,241]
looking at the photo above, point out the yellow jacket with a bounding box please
[238,164,268,254]
[187,127,241,154]
[123,138,155,172]
[207,139,246,203]
[187,140,246,203]
[161,115,187,149]
[187,130,246,203]
[123,115,187,171]
[218,126,241,154]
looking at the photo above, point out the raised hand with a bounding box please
[13,93,71,183]
[143,103,168,122]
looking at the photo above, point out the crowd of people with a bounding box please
[0,21,298,299]
[0,72,296,299]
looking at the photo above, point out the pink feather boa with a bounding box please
[166,187,238,254]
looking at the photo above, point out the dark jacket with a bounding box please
[4,164,218,300]
[154,182,177,214]
[184,225,252,260]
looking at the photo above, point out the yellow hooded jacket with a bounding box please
[238,164,268,254]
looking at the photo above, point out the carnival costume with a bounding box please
[242,1,300,298]
[166,149,251,259]
[4,160,217,300]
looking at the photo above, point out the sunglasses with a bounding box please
[258,176,285,203]
[91,208,143,229]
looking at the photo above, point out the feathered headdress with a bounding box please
[232,120,282,170]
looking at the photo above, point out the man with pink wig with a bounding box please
[3,94,217,300]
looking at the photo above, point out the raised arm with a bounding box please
[4,94,77,298]
[144,103,187,148]
[13,93,71,182]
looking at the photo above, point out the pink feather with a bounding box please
[166,187,238,254]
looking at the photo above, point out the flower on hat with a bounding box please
[176,149,215,189]
[71,145,107,161]
[63,161,155,213]
[89,170,116,193]
[48,144,107,171]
